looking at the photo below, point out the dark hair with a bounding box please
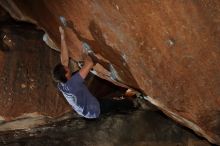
[52,63,67,83]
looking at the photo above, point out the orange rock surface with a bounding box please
[0,0,220,144]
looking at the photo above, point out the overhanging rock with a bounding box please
[0,0,220,145]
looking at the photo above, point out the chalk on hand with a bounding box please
[59,16,68,27]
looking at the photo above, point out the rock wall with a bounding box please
[0,111,212,146]
[0,0,220,145]
[0,23,71,121]
[0,21,126,130]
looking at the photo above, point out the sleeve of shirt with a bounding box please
[67,72,84,86]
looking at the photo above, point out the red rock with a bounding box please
[0,0,220,145]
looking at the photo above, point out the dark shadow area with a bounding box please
[0,110,213,146]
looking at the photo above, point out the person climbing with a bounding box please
[52,25,136,119]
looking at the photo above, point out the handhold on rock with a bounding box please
[82,42,94,54]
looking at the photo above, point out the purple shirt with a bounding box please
[58,72,100,119]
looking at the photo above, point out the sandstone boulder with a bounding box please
[0,0,219,144]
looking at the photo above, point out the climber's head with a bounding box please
[52,63,71,83]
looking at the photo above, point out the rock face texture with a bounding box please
[0,111,212,146]
[0,21,126,130]
[0,0,220,145]
[0,23,71,125]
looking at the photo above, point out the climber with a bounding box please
[52,26,100,118]
[52,25,135,119]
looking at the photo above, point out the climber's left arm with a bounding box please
[59,26,69,68]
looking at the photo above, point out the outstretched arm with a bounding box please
[59,26,69,67]
[79,55,94,79]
